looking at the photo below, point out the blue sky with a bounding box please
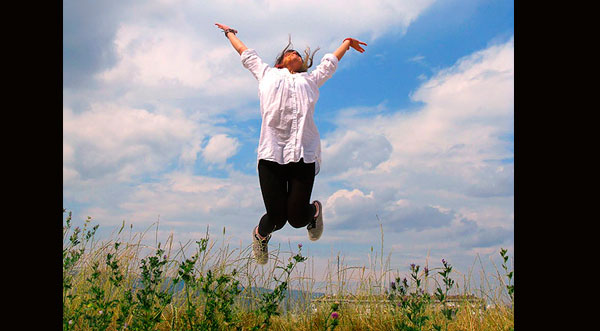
[63,0,513,287]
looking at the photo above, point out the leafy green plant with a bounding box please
[389,263,432,331]
[500,248,514,302]
[432,259,456,331]
[175,247,202,329]
[129,244,173,331]
[62,209,99,330]
[80,261,116,330]
[104,241,135,330]
[251,244,307,330]
[173,236,243,331]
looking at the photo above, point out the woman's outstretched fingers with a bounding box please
[344,38,367,53]
[351,39,367,53]
[215,23,230,31]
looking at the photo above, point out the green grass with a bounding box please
[62,209,514,331]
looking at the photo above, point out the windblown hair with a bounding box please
[274,34,320,73]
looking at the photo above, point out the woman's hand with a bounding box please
[215,23,247,55]
[344,38,367,53]
[334,37,367,60]
[215,23,235,33]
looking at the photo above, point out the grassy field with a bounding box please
[62,210,514,331]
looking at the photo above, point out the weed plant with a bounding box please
[62,209,514,330]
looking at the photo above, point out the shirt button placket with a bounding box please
[290,77,298,160]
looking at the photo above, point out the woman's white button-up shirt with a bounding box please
[241,48,338,175]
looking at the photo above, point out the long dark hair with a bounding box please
[274,35,320,73]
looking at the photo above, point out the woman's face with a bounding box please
[282,50,303,72]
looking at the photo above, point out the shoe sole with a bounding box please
[308,200,323,241]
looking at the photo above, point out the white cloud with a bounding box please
[63,103,200,182]
[321,129,393,175]
[311,37,514,258]
[107,171,265,234]
[202,134,240,164]
[325,188,377,226]
[321,37,514,200]
[98,23,252,95]
[86,0,437,106]
[65,168,265,239]
[325,187,455,233]
[410,39,514,121]
[178,136,204,168]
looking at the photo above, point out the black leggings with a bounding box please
[257,158,317,237]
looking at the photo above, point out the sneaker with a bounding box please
[252,226,271,264]
[307,200,323,241]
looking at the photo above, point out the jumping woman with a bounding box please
[215,23,367,264]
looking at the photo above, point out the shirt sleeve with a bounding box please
[307,53,338,88]
[241,48,271,82]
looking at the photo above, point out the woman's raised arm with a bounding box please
[215,23,248,55]
[333,38,367,61]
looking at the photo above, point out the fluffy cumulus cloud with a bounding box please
[321,130,393,175]
[321,37,514,198]
[116,171,263,226]
[324,188,454,233]
[325,189,377,226]
[63,103,199,183]
[202,134,240,164]
[96,22,254,99]
[314,37,514,263]
[68,170,266,247]
[65,0,437,108]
